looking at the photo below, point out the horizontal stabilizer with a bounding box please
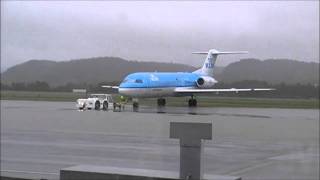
[192,49,248,55]
[191,52,209,55]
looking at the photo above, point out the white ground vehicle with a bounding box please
[76,94,114,110]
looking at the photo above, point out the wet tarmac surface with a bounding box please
[1,100,319,179]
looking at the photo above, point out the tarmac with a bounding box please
[1,100,319,179]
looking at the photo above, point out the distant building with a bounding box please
[72,89,87,93]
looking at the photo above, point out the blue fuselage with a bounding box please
[119,72,201,97]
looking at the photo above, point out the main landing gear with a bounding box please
[188,96,197,107]
[157,98,166,113]
[131,96,197,111]
[132,98,139,112]
[157,98,166,107]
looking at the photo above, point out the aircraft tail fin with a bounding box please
[192,49,248,77]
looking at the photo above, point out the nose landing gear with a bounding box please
[132,98,139,112]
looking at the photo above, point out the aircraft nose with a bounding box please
[118,88,123,93]
[118,88,131,97]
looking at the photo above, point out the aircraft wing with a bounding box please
[174,87,275,93]
[101,85,119,89]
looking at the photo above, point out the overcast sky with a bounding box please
[1,1,319,71]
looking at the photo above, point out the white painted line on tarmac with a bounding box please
[228,161,274,176]
[1,169,59,175]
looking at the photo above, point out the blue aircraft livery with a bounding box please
[103,49,273,100]
[120,72,200,88]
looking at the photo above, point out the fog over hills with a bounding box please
[1,57,318,86]
[2,2,318,69]
[219,59,319,85]
[1,57,197,86]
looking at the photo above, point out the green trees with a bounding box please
[1,80,318,99]
[1,81,50,91]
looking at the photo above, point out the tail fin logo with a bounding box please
[192,49,248,77]
[205,63,213,68]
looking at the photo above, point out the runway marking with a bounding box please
[1,169,59,175]
[228,161,274,176]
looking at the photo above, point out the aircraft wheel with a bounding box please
[95,101,100,110]
[188,99,197,107]
[79,106,85,110]
[133,102,139,112]
[157,98,166,107]
[79,103,86,110]
[103,101,108,111]
[193,99,197,107]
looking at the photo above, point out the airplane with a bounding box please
[103,49,274,109]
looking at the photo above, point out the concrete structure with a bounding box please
[60,122,241,180]
[60,165,241,180]
[170,122,212,180]
[60,165,177,180]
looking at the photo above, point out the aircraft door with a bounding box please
[144,74,150,88]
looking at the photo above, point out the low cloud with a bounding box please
[1,1,319,71]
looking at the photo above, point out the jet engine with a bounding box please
[196,76,217,88]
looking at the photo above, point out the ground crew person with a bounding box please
[120,96,127,110]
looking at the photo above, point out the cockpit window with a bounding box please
[123,79,129,83]
[122,78,143,83]
[123,78,135,83]
[135,79,143,83]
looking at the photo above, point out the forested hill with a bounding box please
[217,59,319,85]
[1,57,318,86]
[1,57,198,86]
